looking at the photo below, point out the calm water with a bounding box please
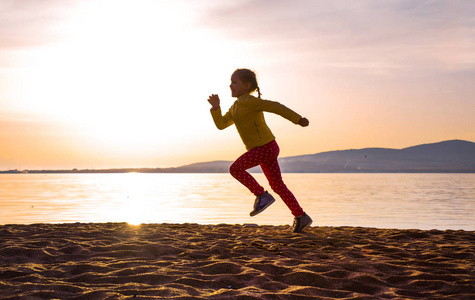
[0,173,473,230]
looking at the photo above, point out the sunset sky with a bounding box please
[1,0,474,170]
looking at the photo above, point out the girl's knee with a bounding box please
[229,162,242,177]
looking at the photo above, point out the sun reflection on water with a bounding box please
[0,173,473,230]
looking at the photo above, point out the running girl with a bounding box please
[207,68,312,233]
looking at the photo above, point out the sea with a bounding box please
[0,173,473,230]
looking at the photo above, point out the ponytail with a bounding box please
[256,86,262,98]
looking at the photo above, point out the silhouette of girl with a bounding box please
[208,68,312,233]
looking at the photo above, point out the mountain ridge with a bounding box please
[276,139,475,173]
[2,140,474,173]
[165,139,475,173]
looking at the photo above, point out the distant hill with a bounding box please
[175,139,475,173]
[2,140,474,174]
[277,139,475,173]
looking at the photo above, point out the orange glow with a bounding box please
[1,0,474,170]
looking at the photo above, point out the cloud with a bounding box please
[0,0,86,70]
[2,0,473,72]
[0,0,81,49]
[198,0,475,72]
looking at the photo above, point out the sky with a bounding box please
[1,0,474,170]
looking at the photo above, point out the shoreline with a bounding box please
[2,170,475,174]
[1,223,474,299]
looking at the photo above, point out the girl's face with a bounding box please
[230,73,251,98]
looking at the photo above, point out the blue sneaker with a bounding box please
[250,191,275,216]
[292,213,313,233]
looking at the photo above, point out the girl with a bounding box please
[207,68,312,233]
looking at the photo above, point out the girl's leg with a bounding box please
[260,142,304,217]
[229,148,266,196]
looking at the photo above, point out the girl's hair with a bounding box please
[233,68,262,98]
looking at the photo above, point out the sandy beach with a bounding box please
[0,223,474,299]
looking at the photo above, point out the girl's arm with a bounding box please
[257,98,309,127]
[208,94,234,130]
[256,98,305,125]
[210,108,234,130]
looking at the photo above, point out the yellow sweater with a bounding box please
[210,94,302,150]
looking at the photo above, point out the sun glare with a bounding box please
[111,173,167,225]
[103,173,203,225]
[15,0,237,156]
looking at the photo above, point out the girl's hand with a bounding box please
[208,94,220,110]
[298,117,309,127]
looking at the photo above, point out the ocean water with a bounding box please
[0,173,473,230]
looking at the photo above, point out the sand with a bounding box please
[0,223,474,299]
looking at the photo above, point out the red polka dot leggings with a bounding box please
[229,140,304,217]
